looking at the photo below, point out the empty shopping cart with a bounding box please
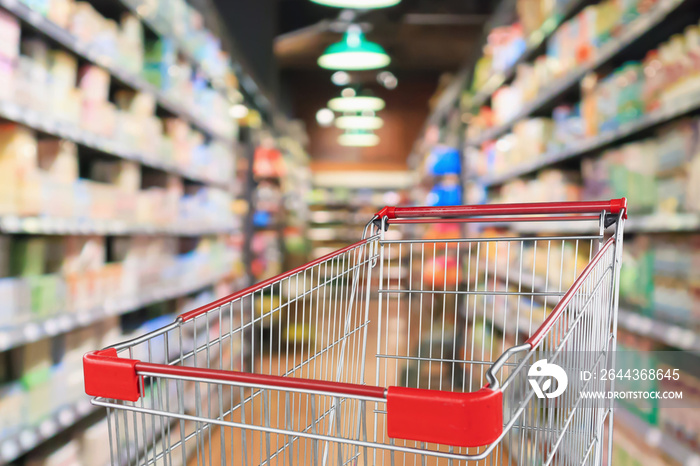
[84,199,626,465]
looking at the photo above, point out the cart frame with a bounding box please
[85,199,626,466]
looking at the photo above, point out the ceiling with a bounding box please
[275,0,497,170]
[276,0,495,73]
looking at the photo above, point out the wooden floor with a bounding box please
[185,297,512,466]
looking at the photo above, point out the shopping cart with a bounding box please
[84,199,626,466]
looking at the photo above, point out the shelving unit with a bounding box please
[0,0,233,143]
[308,171,413,258]
[407,0,700,462]
[467,0,688,146]
[0,101,230,188]
[0,398,97,464]
[473,91,700,187]
[0,266,232,352]
[615,406,700,466]
[470,0,590,109]
[0,0,309,463]
[0,215,237,236]
[618,307,700,355]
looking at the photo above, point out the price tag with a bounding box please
[23,324,41,342]
[38,419,56,438]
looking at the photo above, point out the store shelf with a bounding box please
[615,405,700,466]
[0,101,231,189]
[617,307,700,356]
[470,0,589,109]
[0,0,233,143]
[474,91,700,187]
[467,0,687,146]
[0,215,237,236]
[506,213,700,235]
[0,267,232,352]
[118,0,238,104]
[0,398,98,464]
[626,213,700,232]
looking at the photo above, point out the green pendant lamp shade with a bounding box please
[338,130,380,147]
[310,0,401,8]
[318,27,391,70]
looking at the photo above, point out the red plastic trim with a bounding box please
[375,206,396,219]
[83,349,142,402]
[376,198,627,220]
[134,361,503,447]
[388,215,601,224]
[134,362,387,399]
[386,386,503,447]
[526,237,615,348]
[179,238,370,321]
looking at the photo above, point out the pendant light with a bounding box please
[318,25,390,71]
[328,88,385,112]
[335,114,383,130]
[338,130,380,147]
[310,0,400,8]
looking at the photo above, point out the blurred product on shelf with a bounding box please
[0,235,235,328]
[307,184,409,260]
[0,124,235,228]
[492,169,581,205]
[250,230,282,282]
[122,0,236,84]
[0,0,235,138]
[469,19,700,182]
[620,234,700,328]
[1,33,235,183]
[471,22,525,91]
[471,0,580,94]
[426,174,463,206]
[582,118,700,214]
[478,115,700,219]
[616,330,700,456]
[467,1,690,140]
[253,145,285,179]
[3,285,242,465]
[425,145,461,176]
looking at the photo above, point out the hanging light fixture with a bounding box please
[328,89,385,112]
[335,114,384,130]
[316,108,335,127]
[310,0,401,8]
[338,130,380,147]
[318,25,390,71]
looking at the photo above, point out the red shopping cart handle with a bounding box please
[84,349,504,448]
[376,198,627,221]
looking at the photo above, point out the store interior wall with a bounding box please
[284,70,439,171]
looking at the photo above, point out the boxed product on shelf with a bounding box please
[497,169,582,205]
[0,9,20,67]
[620,234,700,327]
[468,2,692,140]
[657,359,700,449]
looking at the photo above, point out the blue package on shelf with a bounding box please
[426,182,462,206]
[426,146,461,175]
[253,210,272,228]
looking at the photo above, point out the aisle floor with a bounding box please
[184,297,512,466]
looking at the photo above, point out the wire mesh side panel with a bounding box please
[370,233,603,465]
[101,237,379,466]
[499,240,617,466]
